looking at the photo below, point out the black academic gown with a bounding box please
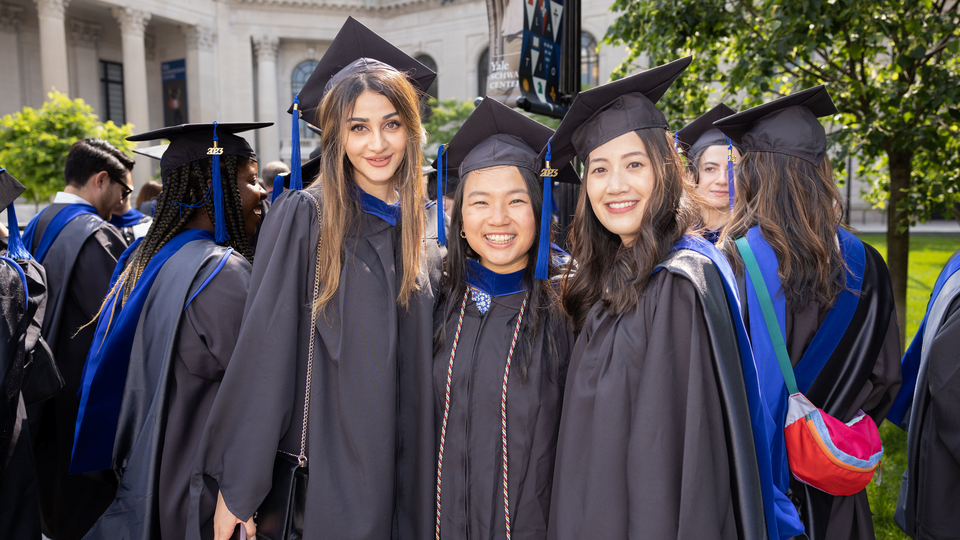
[738,242,901,540]
[435,288,573,540]
[0,255,47,539]
[82,239,251,540]
[27,204,128,540]
[548,250,768,540]
[189,188,442,540]
[895,251,960,540]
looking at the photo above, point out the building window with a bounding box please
[581,32,599,89]
[477,47,489,97]
[292,60,319,139]
[415,54,439,100]
[100,61,125,124]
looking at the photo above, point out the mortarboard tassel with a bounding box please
[271,173,285,203]
[674,130,681,156]
[210,122,229,243]
[436,144,446,247]
[535,139,557,281]
[290,95,303,191]
[6,202,30,260]
[727,137,736,210]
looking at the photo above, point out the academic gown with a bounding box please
[435,270,574,540]
[79,238,250,540]
[736,240,900,540]
[189,187,443,540]
[548,249,769,540]
[894,250,960,540]
[27,204,128,540]
[0,255,47,539]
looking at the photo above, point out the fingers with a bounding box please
[243,517,257,539]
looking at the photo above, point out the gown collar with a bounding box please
[353,185,401,225]
[464,259,527,297]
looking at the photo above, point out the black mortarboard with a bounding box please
[713,85,838,164]
[436,98,578,279]
[0,168,30,258]
[677,103,738,158]
[127,121,272,242]
[284,16,435,196]
[539,56,692,170]
[132,144,169,161]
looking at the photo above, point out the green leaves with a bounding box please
[0,91,135,203]
[604,0,960,228]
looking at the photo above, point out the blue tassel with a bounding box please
[674,130,681,155]
[6,203,30,260]
[436,144,446,246]
[290,95,303,191]
[211,121,228,243]
[727,137,735,210]
[534,140,553,281]
[271,173,285,203]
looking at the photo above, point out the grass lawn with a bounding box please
[856,234,960,540]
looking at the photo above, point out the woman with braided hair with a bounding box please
[70,122,270,540]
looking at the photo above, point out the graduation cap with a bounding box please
[0,168,30,259]
[539,56,692,171]
[127,121,272,243]
[436,98,578,279]
[677,103,738,159]
[284,17,436,194]
[272,145,323,203]
[677,103,740,208]
[132,144,169,161]
[713,85,838,164]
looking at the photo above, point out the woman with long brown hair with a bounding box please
[545,57,803,540]
[191,18,442,540]
[714,86,900,540]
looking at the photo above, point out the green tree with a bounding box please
[422,98,477,163]
[606,0,960,348]
[0,91,135,204]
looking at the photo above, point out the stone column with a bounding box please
[0,5,23,111]
[69,19,101,114]
[182,25,218,123]
[112,7,151,187]
[253,35,280,164]
[34,0,70,97]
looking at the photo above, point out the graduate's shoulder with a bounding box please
[271,186,324,217]
[653,247,721,300]
[83,217,129,258]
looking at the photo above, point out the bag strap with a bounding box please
[297,192,323,467]
[735,236,799,395]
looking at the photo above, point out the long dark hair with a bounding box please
[313,68,426,314]
[721,151,847,310]
[435,166,568,384]
[561,128,699,333]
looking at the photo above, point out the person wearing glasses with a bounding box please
[21,138,134,540]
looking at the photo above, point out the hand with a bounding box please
[214,489,256,540]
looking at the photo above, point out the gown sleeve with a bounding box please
[925,296,960,462]
[192,190,319,521]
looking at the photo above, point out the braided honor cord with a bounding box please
[435,290,529,540]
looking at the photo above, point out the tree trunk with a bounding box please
[887,149,912,353]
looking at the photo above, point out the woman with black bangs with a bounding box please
[70,122,269,540]
[432,98,575,540]
[546,57,804,540]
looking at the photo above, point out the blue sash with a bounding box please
[109,237,144,290]
[742,226,864,523]
[887,249,960,427]
[24,203,99,263]
[660,234,805,540]
[70,228,215,473]
[109,208,145,228]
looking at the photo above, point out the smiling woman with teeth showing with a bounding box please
[432,98,577,540]
[545,57,806,540]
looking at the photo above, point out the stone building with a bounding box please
[0,0,627,187]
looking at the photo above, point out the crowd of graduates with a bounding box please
[1,15,959,540]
